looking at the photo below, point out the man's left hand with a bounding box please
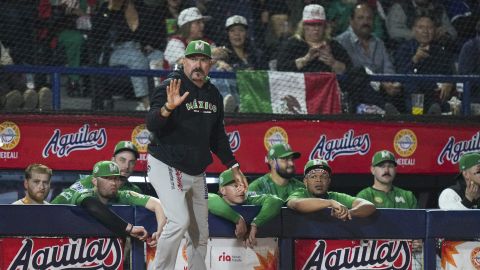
[244,224,258,248]
[231,166,248,190]
[437,83,454,102]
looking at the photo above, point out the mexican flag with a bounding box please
[237,71,341,114]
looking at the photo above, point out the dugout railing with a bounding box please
[2,205,479,269]
[2,65,480,115]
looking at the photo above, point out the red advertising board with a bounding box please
[1,114,479,174]
[295,239,413,270]
[0,237,124,270]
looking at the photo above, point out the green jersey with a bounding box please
[51,175,142,204]
[248,174,304,201]
[356,186,417,209]
[61,189,150,207]
[207,193,283,227]
[287,188,357,209]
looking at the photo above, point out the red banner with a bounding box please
[0,237,124,270]
[295,239,412,270]
[1,115,479,174]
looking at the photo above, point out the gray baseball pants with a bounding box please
[148,155,208,270]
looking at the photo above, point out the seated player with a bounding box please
[12,163,52,205]
[287,159,376,220]
[208,169,283,247]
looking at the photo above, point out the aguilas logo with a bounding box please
[437,131,480,165]
[309,129,370,161]
[42,124,107,158]
[7,238,123,270]
[302,240,411,270]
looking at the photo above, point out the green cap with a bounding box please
[459,152,480,171]
[92,161,121,178]
[371,150,397,166]
[304,159,331,175]
[185,40,212,58]
[267,143,301,160]
[114,141,139,159]
[218,169,235,187]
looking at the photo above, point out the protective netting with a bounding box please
[0,0,479,115]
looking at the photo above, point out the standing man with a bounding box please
[439,152,480,209]
[248,143,304,201]
[287,159,376,220]
[356,150,417,208]
[335,3,403,114]
[146,40,248,270]
[12,163,52,205]
[208,169,283,248]
[52,140,141,204]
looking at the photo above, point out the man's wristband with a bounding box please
[163,103,174,113]
[231,163,240,169]
[126,223,133,234]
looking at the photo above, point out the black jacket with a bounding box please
[146,69,237,175]
[277,37,352,72]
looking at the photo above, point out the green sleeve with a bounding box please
[77,176,94,189]
[286,188,310,202]
[51,188,76,204]
[207,193,241,224]
[356,188,372,202]
[120,182,142,193]
[328,192,356,209]
[51,177,92,204]
[246,194,283,227]
[117,191,150,207]
[247,177,265,196]
[72,190,96,206]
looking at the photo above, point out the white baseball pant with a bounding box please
[148,155,208,270]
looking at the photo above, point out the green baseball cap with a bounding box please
[92,161,121,178]
[185,40,212,59]
[304,159,332,175]
[114,141,139,159]
[459,152,480,171]
[267,143,301,160]
[371,150,397,166]
[218,169,235,187]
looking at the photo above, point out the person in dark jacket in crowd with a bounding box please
[277,4,351,74]
[145,40,248,270]
[394,15,455,114]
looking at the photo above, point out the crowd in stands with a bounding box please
[0,0,480,114]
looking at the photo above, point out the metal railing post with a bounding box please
[463,81,472,115]
[51,72,62,110]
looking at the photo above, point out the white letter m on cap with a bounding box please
[195,42,205,51]
[381,151,390,158]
